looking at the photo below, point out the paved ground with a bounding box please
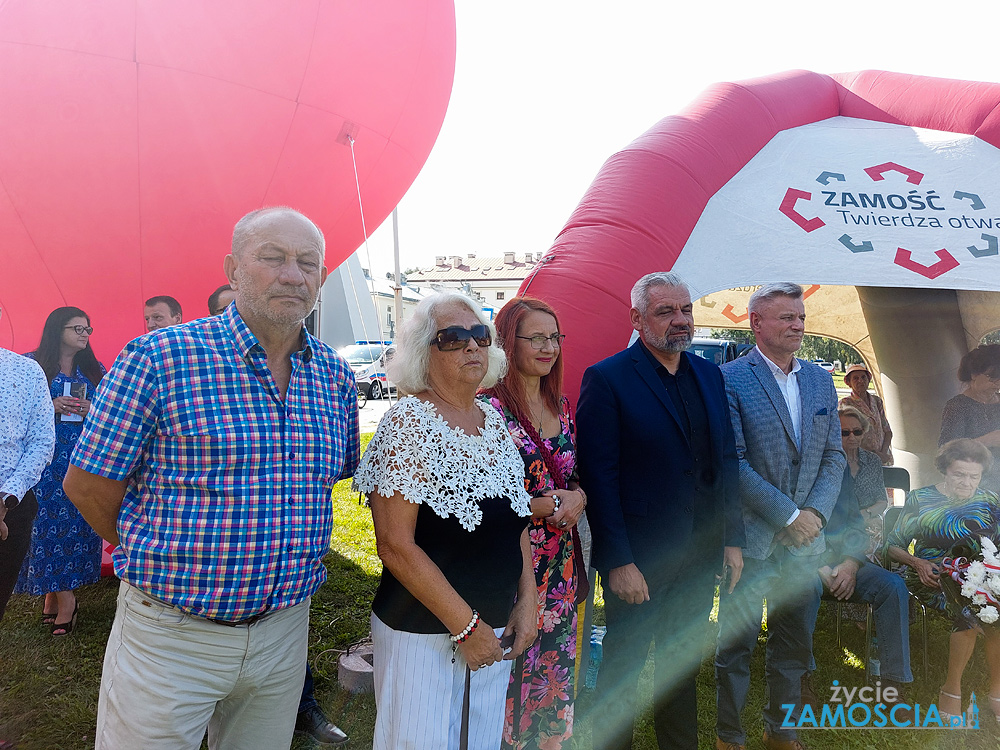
[358,393,394,432]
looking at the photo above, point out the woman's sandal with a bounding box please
[939,689,963,725]
[51,602,79,637]
[40,608,57,626]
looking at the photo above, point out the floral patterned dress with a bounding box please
[15,361,106,594]
[482,395,579,750]
[885,484,1000,630]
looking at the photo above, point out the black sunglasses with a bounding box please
[841,429,864,437]
[430,325,492,351]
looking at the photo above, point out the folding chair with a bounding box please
[882,500,930,681]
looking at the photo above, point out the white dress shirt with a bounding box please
[756,346,803,527]
[0,347,55,501]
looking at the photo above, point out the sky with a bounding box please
[356,1,1000,280]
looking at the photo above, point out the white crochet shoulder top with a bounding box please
[353,396,532,531]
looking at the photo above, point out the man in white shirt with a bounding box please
[714,283,845,750]
[0,305,56,620]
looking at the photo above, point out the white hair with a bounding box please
[747,283,803,315]
[630,272,689,314]
[387,291,507,395]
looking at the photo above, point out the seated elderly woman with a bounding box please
[886,438,1000,722]
[354,291,537,750]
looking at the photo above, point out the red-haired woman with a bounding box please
[481,296,587,750]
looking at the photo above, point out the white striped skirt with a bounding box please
[371,612,513,750]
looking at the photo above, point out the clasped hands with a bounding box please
[819,559,860,600]
[458,598,537,672]
[534,489,585,531]
[774,507,823,548]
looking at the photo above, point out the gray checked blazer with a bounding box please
[721,348,846,560]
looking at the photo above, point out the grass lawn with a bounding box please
[4,430,1000,748]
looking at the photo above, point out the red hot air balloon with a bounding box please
[0,0,456,365]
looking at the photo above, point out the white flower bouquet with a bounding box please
[942,537,1000,626]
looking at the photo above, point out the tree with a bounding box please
[710,328,862,368]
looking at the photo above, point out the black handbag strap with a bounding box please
[460,666,472,750]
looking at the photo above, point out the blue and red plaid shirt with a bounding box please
[71,304,359,621]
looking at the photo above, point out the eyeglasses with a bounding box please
[515,333,565,350]
[64,325,94,336]
[841,429,864,437]
[430,325,492,351]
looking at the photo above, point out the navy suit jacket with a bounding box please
[577,342,744,582]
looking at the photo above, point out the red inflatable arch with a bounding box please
[0,0,456,365]
[521,70,1000,403]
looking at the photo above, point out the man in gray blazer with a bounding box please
[715,283,845,750]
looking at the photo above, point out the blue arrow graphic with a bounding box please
[968,233,999,258]
[817,172,846,185]
[955,191,986,210]
[839,234,874,253]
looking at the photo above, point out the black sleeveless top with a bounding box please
[373,497,528,634]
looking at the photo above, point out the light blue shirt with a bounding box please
[0,347,55,500]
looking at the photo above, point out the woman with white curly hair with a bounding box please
[354,291,537,750]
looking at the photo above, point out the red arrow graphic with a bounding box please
[722,304,749,324]
[893,248,959,279]
[802,284,820,300]
[864,162,923,185]
[779,188,825,232]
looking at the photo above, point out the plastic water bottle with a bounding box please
[585,626,606,689]
[868,636,880,678]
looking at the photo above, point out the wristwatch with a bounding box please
[1,493,19,510]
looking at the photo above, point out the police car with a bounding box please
[339,340,395,400]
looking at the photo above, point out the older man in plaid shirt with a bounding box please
[64,207,359,750]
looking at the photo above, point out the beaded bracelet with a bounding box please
[450,610,480,643]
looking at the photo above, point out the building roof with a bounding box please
[406,252,541,283]
[362,275,428,302]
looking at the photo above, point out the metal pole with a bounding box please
[392,208,404,334]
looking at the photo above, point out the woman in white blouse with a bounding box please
[354,291,537,750]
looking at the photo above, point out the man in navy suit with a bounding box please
[578,272,745,750]
[714,283,846,750]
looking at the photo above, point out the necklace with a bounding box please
[529,399,545,437]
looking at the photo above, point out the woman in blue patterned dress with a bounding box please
[886,438,1000,722]
[481,297,588,750]
[15,307,105,635]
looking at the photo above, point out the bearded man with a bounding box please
[577,271,744,750]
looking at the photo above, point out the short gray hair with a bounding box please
[387,291,507,395]
[630,272,689,314]
[837,403,871,434]
[747,283,803,315]
[232,206,325,257]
